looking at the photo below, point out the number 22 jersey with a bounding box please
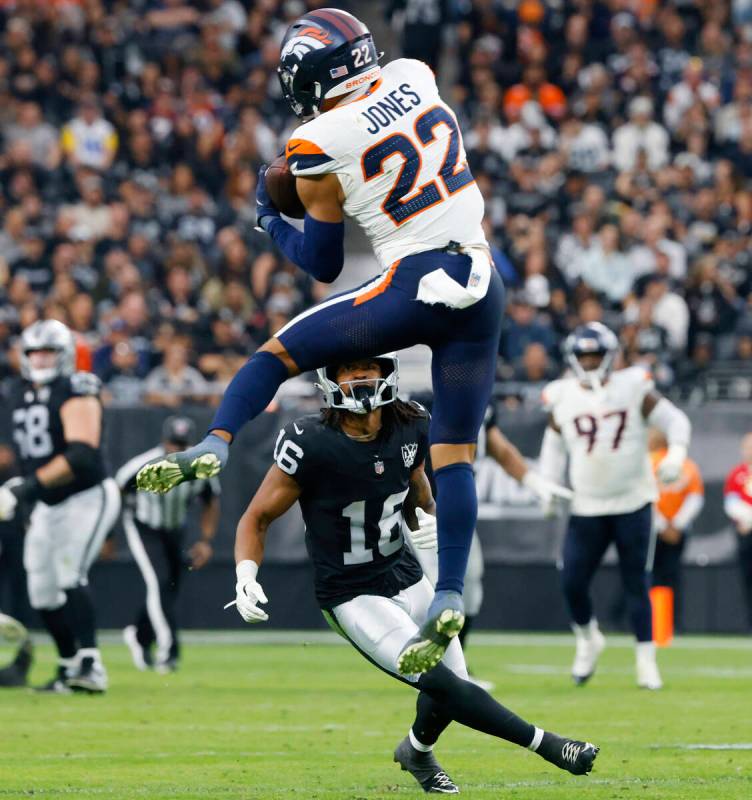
[285,58,487,271]
[542,366,658,516]
[273,411,428,609]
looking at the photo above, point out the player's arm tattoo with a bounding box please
[403,461,436,530]
[235,464,302,565]
[486,426,528,483]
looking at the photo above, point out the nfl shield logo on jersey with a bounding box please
[401,443,418,468]
[374,460,384,475]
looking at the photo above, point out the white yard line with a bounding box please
[652,743,752,751]
[76,630,752,650]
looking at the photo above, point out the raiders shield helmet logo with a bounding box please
[401,443,418,468]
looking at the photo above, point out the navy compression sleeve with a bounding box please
[265,214,344,284]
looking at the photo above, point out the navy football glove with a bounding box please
[256,165,280,232]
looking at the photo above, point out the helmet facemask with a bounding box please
[566,349,616,392]
[316,354,398,415]
[20,320,76,385]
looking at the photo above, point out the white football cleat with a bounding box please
[67,656,108,694]
[636,642,663,690]
[571,621,606,686]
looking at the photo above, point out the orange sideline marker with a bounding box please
[650,586,674,647]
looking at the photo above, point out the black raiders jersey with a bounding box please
[7,372,106,505]
[475,403,498,461]
[274,409,429,609]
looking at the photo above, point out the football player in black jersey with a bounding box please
[228,354,598,794]
[0,321,121,693]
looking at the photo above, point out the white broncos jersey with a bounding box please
[542,366,658,516]
[285,58,487,270]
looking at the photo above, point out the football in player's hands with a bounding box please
[265,155,306,219]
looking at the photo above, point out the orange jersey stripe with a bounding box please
[286,138,327,159]
[337,78,383,107]
[353,259,400,306]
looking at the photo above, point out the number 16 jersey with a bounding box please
[285,58,486,270]
[542,366,658,517]
[273,411,428,609]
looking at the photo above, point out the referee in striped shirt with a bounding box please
[117,416,220,673]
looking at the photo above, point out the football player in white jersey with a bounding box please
[538,323,691,689]
[138,8,506,675]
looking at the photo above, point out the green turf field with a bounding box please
[1,632,750,799]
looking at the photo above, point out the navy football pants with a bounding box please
[561,504,655,642]
[277,248,505,445]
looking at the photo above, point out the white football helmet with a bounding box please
[315,353,398,415]
[20,320,76,384]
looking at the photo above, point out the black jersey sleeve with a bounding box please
[414,412,430,469]
[65,371,102,400]
[484,402,498,432]
[273,419,317,487]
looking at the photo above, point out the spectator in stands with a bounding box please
[559,110,610,174]
[578,223,635,304]
[613,96,670,172]
[143,337,209,407]
[555,208,600,285]
[513,342,556,383]
[640,275,690,353]
[58,174,113,242]
[685,256,740,353]
[664,58,721,134]
[499,290,557,365]
[4,101,60,171]
[60,95,118,171]
[504,64,567,123]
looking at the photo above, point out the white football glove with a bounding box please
[656,444,686,485]
[231,560,269,623]
[408,508,438,549]
[0,483,19,522]
[522,471,574,517]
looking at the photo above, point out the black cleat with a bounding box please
[537,732,599,776]
[398,590,464,675]
[0,639,33,687]
[34,665,73,695]
[394,736,460,794]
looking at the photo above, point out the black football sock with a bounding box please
[418,663,535,747]
[458,615,475,650]
[411,691,453,747]
[65,586,98,649]
[38,606,77,659]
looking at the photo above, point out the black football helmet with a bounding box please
[278,8,382,119]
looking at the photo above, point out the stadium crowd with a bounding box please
[0,0,751,406]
